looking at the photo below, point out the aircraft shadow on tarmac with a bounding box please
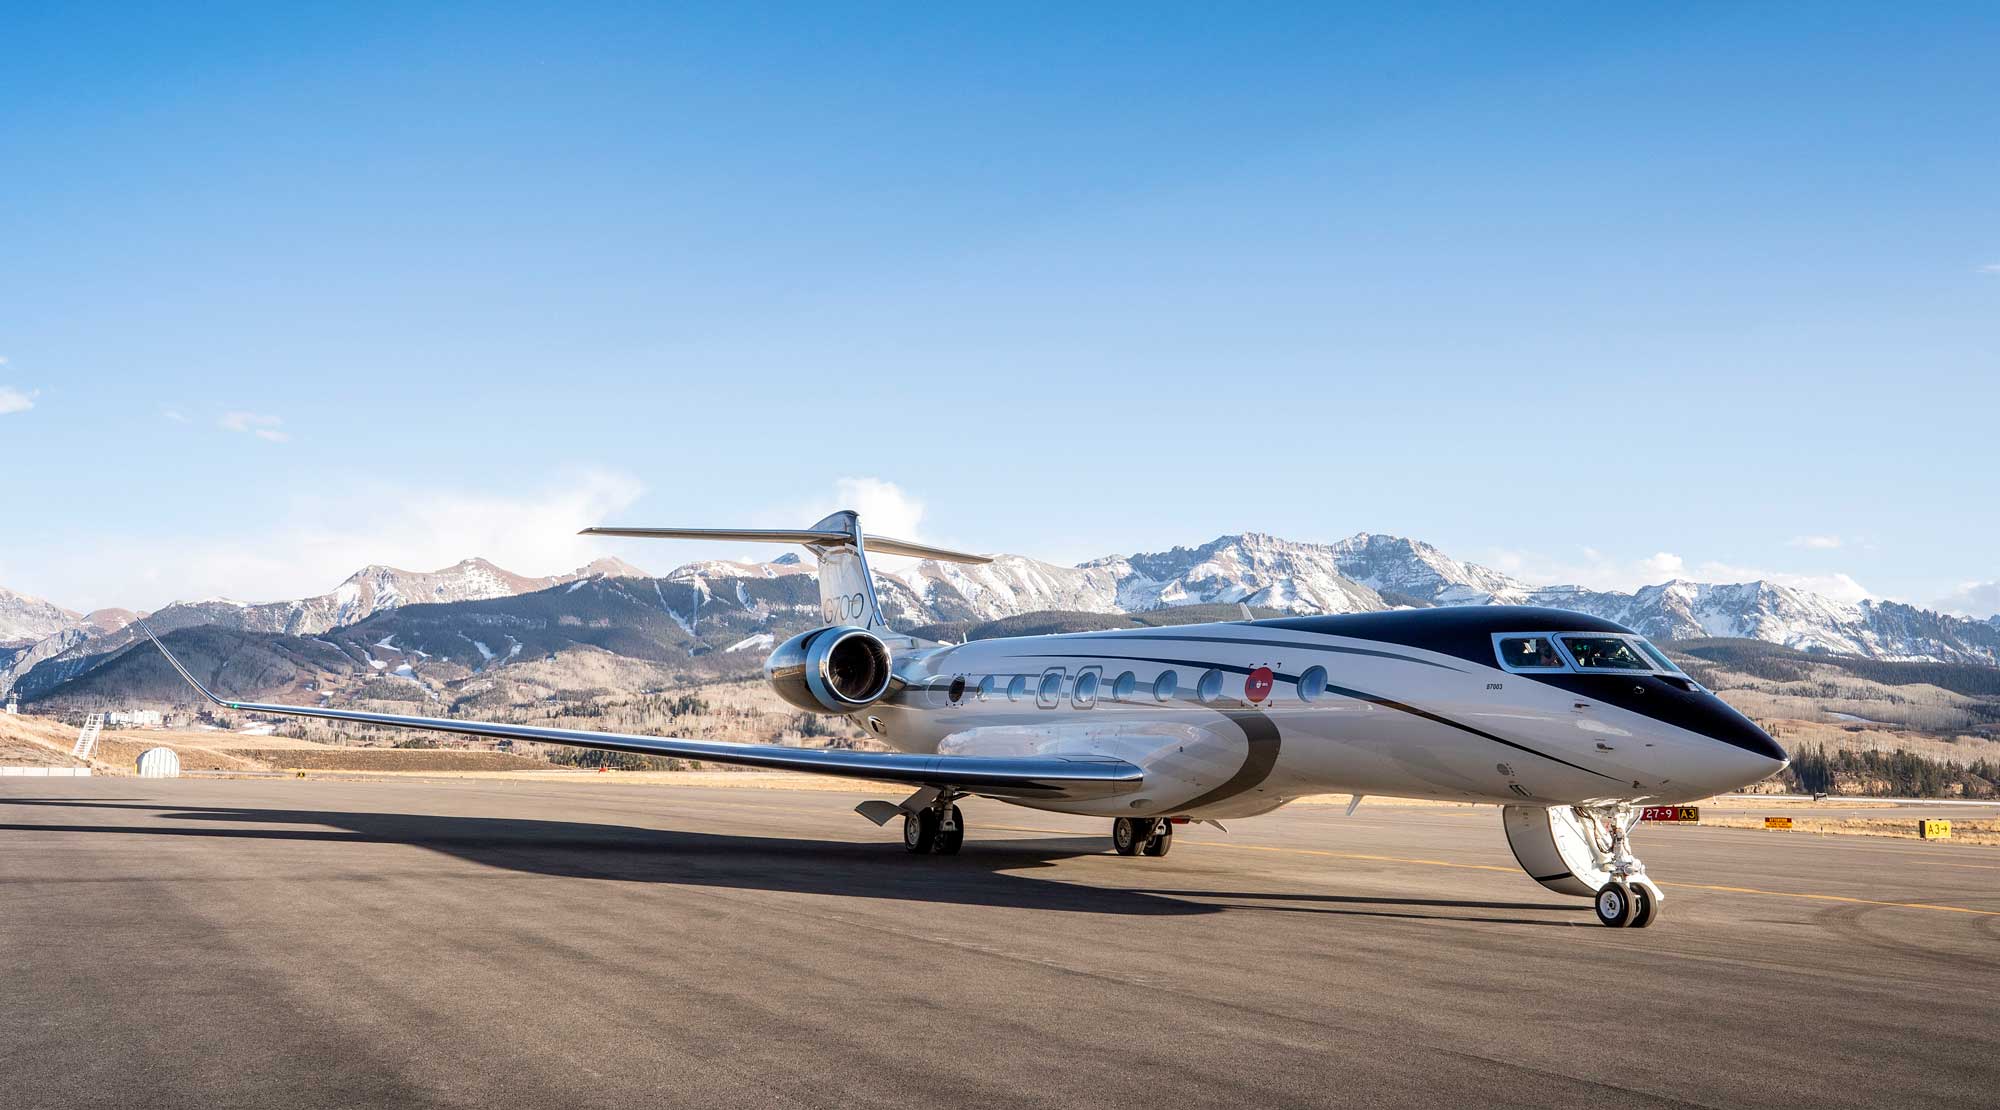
[0,797,1586,927]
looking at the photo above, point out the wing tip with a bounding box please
[138,621,227,707]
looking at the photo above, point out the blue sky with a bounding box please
[2,3,1996,615]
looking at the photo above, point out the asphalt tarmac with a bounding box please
[2,779,1995,1109]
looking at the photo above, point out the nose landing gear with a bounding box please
[1111,817,1173,857]
[1502,802,1664,928]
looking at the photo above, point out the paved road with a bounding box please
[2,779,1994,1109]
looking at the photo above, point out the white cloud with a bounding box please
[1789,534,1843,549]
[0,386,36,415]
[1980,263,2000,274]
[832,476,927,542]
[1638,552,1685,578]
[38,470,648,612]
[161,407,191,423]
[1936,581,2000,619]
[747,476,937,568]
[220,411,288,442]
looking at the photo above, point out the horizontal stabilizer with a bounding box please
[578,525,992,565]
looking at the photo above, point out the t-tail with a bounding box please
[579,510,990,638]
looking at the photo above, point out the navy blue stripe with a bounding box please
[1021,651,1622,783]
[1079,633,1466,672]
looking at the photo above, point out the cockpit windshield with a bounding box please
[1495,635,1567,671]
[1558,635,1654,671]
[1633,639,1685,675]
[1492,631,1688,676]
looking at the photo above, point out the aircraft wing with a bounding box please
[140,628,1140,801]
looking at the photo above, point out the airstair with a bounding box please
[70,713,104,760]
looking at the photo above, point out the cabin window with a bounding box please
[1006,675,1027,702]
[1037,669,1064,708]
[1072,669,1100,708]
[1297,665,1327,702]
[1493,635,1570,673]
[1153,670,1178,701]
[1112,671,1136,700]
[947,676,966,704]
[976,675,995,700]
[1196,668,1225,704]
[1558,635,1656,672]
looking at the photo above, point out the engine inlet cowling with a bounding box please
[765,625,893,713]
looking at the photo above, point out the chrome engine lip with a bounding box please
[810,626,892,707]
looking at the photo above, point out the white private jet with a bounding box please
[144,510,1788,928]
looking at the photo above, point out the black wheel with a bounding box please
[1630,884,1658,928]
[1141,822,1173,857]
[1112,817,1143,856]
[1594,881,1635,928]
[936,805,965,856]
[903,809,939,854]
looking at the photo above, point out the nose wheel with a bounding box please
[1593,879,1660,928]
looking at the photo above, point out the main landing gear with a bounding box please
[1111,817,1173,857]
[855,787,967,854]
[902,800,965,856]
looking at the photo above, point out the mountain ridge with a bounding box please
[10,530,2000,706]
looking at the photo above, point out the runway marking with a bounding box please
[1653,881,2000,916]
[985,823,2000,917]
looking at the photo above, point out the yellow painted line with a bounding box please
[1653,881,2000,916]
[985,823,2000,917]
[988,823,1519,874]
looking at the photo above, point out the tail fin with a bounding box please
[580,510,988,636]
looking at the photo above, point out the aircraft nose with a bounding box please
[1689,696,1789,786]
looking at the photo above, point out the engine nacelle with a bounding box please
[765,625,894,714]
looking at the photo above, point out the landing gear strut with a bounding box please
[1579,804,1662,929]
[903,800,965,855]
[1111,817,1172,857]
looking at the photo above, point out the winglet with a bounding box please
[139,622,230,708]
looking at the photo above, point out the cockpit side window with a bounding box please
[1494,635,1570,672]
[1558,635,1656,672]
[1634,639,1684,675]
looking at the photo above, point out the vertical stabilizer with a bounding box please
[801,510,891,634]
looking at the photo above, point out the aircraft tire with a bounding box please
[1141,823,1173,857]
[1594,881,1636,928]
[1112,818,1142,856]
[904,810,939,854]
[936,805,965,855]
[1630,884,1658,928]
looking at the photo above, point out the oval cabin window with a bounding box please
[1073,670,1100,708]
[1297,665,1327,702]
[1196,668,1225,704]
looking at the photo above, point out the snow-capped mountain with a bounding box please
[12,530,2000,708]
[0,586,81,644]
[887,555,1127,622]
[0,556,645,699]
[1081,534,1386,615]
